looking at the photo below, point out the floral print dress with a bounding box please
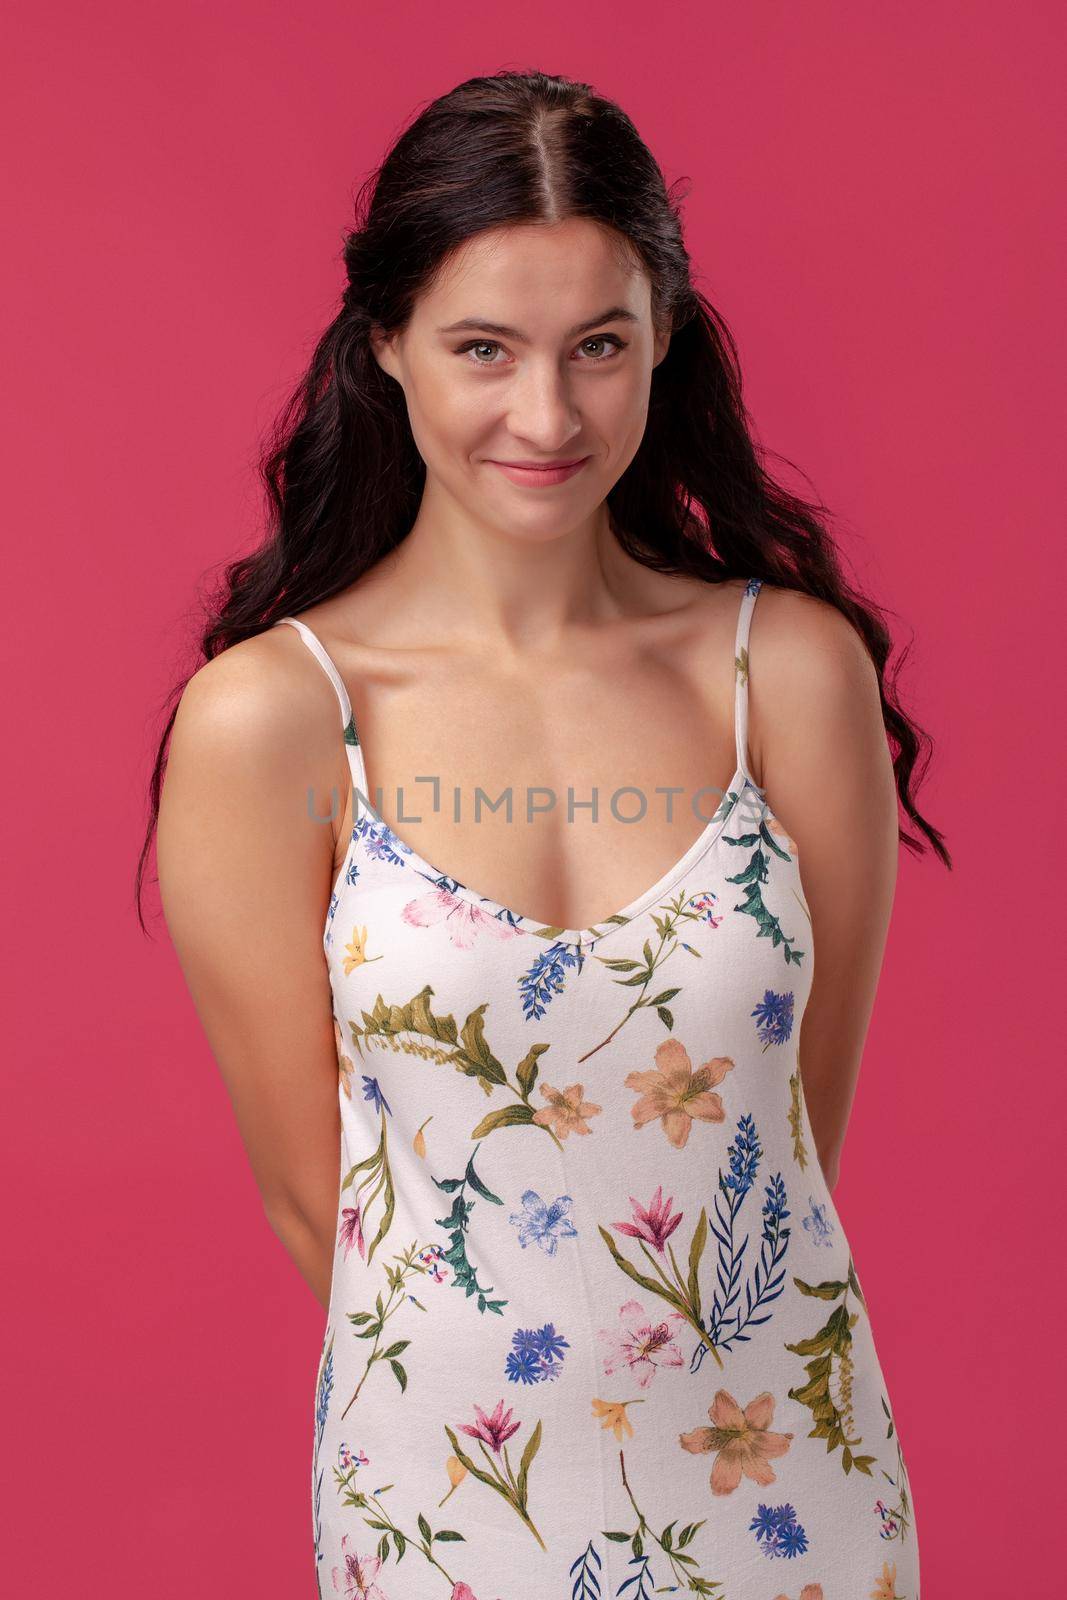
[273,578,920,1600]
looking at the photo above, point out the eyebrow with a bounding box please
[436,305,641,342]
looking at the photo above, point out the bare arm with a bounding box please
[156,635,349,1311]
[750,587,900,1191]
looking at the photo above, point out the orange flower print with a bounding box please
[773,1588,824,1600]
[591,1397,643,1442]
[625,1038,734,1148]
[333,1018,356,1100]
[679,1388,794,1495]
[869,1561,905,1599]
[765,813,798,855]
[532,1082,602,1139]
[343,924,383,973]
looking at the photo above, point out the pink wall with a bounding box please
[5,3,1062,1595]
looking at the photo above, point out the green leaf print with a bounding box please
[333,1475,466,1588]
[723,834,806,966]
[444,1420,547,1550]
[346,986,563,1147]
[598,1223,725,1372]
[686,1207,708,1319]
[469,1103,535,1138]
[432,1144,508,1315]
[787,1067,811,1168]
[784,1257,878,1477]
[339,1239,436,1417]
[877,1391,917,1544]
[340,1106,395,1264]
[578,890,719,1064]
[602,1450,724,1597]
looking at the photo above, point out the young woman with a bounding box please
[144,69,942,1600]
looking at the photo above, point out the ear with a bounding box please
[652,326,671,369]
[369,323,401,382]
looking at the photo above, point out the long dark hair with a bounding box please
[135,67,950,932]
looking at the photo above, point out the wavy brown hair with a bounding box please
[135,67,950,931]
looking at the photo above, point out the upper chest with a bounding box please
[321,583,752,937]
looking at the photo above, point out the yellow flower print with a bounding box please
[773,1587,824,1600]
[438,1453,467,1507]
[532,1082,602,1139]
[625,1038,734,1148]
[413,1116,433,1160]
[679,1387,794,1495]
[343,924,383,973]
[333,1018,356,1100]
[870,1560,905,1599]
[591,1397,644,1442]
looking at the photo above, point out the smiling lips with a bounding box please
[489,456,591,486]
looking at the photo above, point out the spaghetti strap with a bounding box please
[272,617,367,797]
[733,577,766,794]
[273,616,355,734]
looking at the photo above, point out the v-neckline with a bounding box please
[339,764,758,951]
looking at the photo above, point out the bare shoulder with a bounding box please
[157,625,351,923]
[751,580,876,688]
[748,581,879,753]
[745,582,895,864]
[166,624,342,776]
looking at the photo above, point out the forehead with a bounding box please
[416,219,651,329]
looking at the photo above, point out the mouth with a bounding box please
[488,456,592,487]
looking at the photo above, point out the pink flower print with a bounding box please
[401,887,524,950]
[687,890,723,928]
[418,1244,449,1283]
[598,1298,685,1389]
[612,1186,683,1253]
[337,1442,369,1473]
[332,1535,388,1599]
[451,1587,503,1600]
[340,1203,366,1260]
[457,1399,522,1454]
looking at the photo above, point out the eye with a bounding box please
[459,340,506,365]
[575,335,627,361]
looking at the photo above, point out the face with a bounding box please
[370,217,670,540]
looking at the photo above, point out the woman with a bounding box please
[144,70,942,1600]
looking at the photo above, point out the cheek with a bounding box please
[405,371,494,464]
[595,379,652,460]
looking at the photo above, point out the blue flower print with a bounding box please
[505,1323,570,1384]
[355,814,413,867]
[748,1502,809,1559]
[361,1075,392,1116]
[802,1195,835,1247]
[518,942,585,1020]
[508,1190,578,1256]
[751,988,794,1048]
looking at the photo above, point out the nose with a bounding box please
[505,360,584,453]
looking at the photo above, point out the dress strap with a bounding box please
[733,578,766,795]
[272,617,367,793]
[273,616,353,728]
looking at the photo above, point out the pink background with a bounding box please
[5,4,1063,1595]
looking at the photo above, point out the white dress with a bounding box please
[273,577,920,1600]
